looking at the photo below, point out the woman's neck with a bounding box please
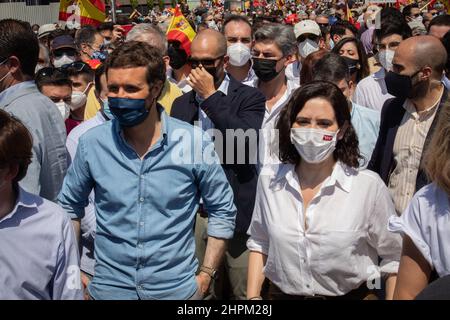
[296,156,336,188]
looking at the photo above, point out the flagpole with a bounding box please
[110,0,117,23]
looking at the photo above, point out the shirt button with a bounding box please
[306,284,310,288]
[138,243,143,248]
[140,175,144,179]
[140,221,144,226]
[137,285,143,290]
[139,197,144,202]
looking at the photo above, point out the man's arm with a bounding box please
[196,236,227,295]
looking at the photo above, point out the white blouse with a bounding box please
[247,162,402,296]
[389,183,450,277]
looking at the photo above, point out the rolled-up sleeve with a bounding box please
[368,181,402,275]
[197,137,236,239]
[246,176,270,255]
[57,136,93,220]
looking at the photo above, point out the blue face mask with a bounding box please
[92,50,108,61]
[101,98,114,120]
[329,38,335,50]
[108,97,149,127]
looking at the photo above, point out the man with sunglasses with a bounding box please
[171,29,265,300]
[51,35,79,68]
[74,25,105,64]
[0,19,67,202]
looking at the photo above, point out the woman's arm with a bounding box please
[385,274,397,300]
[393,235,432,300]
[247,250,267,299]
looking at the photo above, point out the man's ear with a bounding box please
[284,54,296,66]
[7,56,21,76]
[163,55,170,70]
[223,55,230,69]
[81,43,90,55]
[420,66,432,81]
[319,37,326,50]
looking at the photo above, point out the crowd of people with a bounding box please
[1,0,450,300]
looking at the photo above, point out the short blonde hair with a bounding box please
[424,100,450,195]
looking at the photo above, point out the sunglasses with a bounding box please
[187,55,224,69]
[297,34,319,43]
[60,61,90,72]
[35,66,68,79]
[53,48,77,58]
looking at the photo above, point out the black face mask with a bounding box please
[168,46,188,70]
[385,70,421,99]
[252,58,282,82]
[341,56,360,75]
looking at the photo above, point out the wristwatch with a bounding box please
[199,265,218,280]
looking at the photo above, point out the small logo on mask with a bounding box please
[323,135,333,141]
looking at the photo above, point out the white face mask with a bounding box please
[207,21,219,31]
[55,101,70,121]
[35,63,45,74]
[414,16,423,23]
[227,43,251,67]
[53,54,76,68]
[298,39,319,59]
[70,91,88,110]
[378,49,395,72]
[290,127,339,164]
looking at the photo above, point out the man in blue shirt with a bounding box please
[313,53,380,168]
[58,41,237,300]
[0,110,82,300]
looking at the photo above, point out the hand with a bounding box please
[196,272,212,297]
[81,272,91,300]
[113,25,125,43]
[187,65,217,100]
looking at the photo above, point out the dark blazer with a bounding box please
[368,89,447,192]
[171,75,266,234]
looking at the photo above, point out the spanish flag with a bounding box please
[276,0,285,10]
[166,6,196,56]
[59,0,105,28]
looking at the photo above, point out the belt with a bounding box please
[268,281,378,300]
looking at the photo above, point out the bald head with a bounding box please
[394,35,447,79]
[191,29,227,58]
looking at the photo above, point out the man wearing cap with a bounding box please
[51,35,79,68]
[290,19,324,83]
[38,23,57,48]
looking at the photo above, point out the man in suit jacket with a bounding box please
[171,29,265,300]
[369,35,448,215]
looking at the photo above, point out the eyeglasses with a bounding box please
[53,48,77,58]
[297,34,319,43]
[317,23,329,28]
[35,66,68,79]
[60,61,90,72]
[187,55,224,68]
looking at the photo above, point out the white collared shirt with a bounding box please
[167,68,192,93]
[196,74,230,133]
[247,162,402,296]
[241,63,258,88]
[353,68,394,111]
[257,79,300,171]
[389,183,450,277]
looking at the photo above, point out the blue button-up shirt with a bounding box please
[0,187,82,300]
[58,107,236,300]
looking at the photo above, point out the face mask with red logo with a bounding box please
[290,128,339,164]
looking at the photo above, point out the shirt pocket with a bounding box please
[316,230,366,290]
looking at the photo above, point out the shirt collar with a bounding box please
[271,161,354,194]
[0,186,38,224]
[0,81,35,106]
[372,68,386,81]
[403,85,444,116]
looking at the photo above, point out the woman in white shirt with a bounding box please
[247,81,401,300]
[389,101,450,300]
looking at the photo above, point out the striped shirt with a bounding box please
[388,88,443,215]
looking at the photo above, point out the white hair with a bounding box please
[126,23,168,55]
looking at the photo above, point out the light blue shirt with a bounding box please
[66,111,107,276]
[58,107,236,300]
[351,102,381,168]
[0,187,82,300]
[0,81,67,201]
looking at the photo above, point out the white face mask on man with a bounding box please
[378,49,395,72]
[55,101,70,121]
[227,43,251,67]
[53,54,76,68]
[70,83,92,111]
[290,127,339,164]
[298,39,320,59]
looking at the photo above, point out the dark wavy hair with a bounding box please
[332,37,370,83]
[276,81,361,168]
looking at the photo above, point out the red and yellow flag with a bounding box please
[166,6,196,56]
[59,0,105,28]
[276,0,285,10]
